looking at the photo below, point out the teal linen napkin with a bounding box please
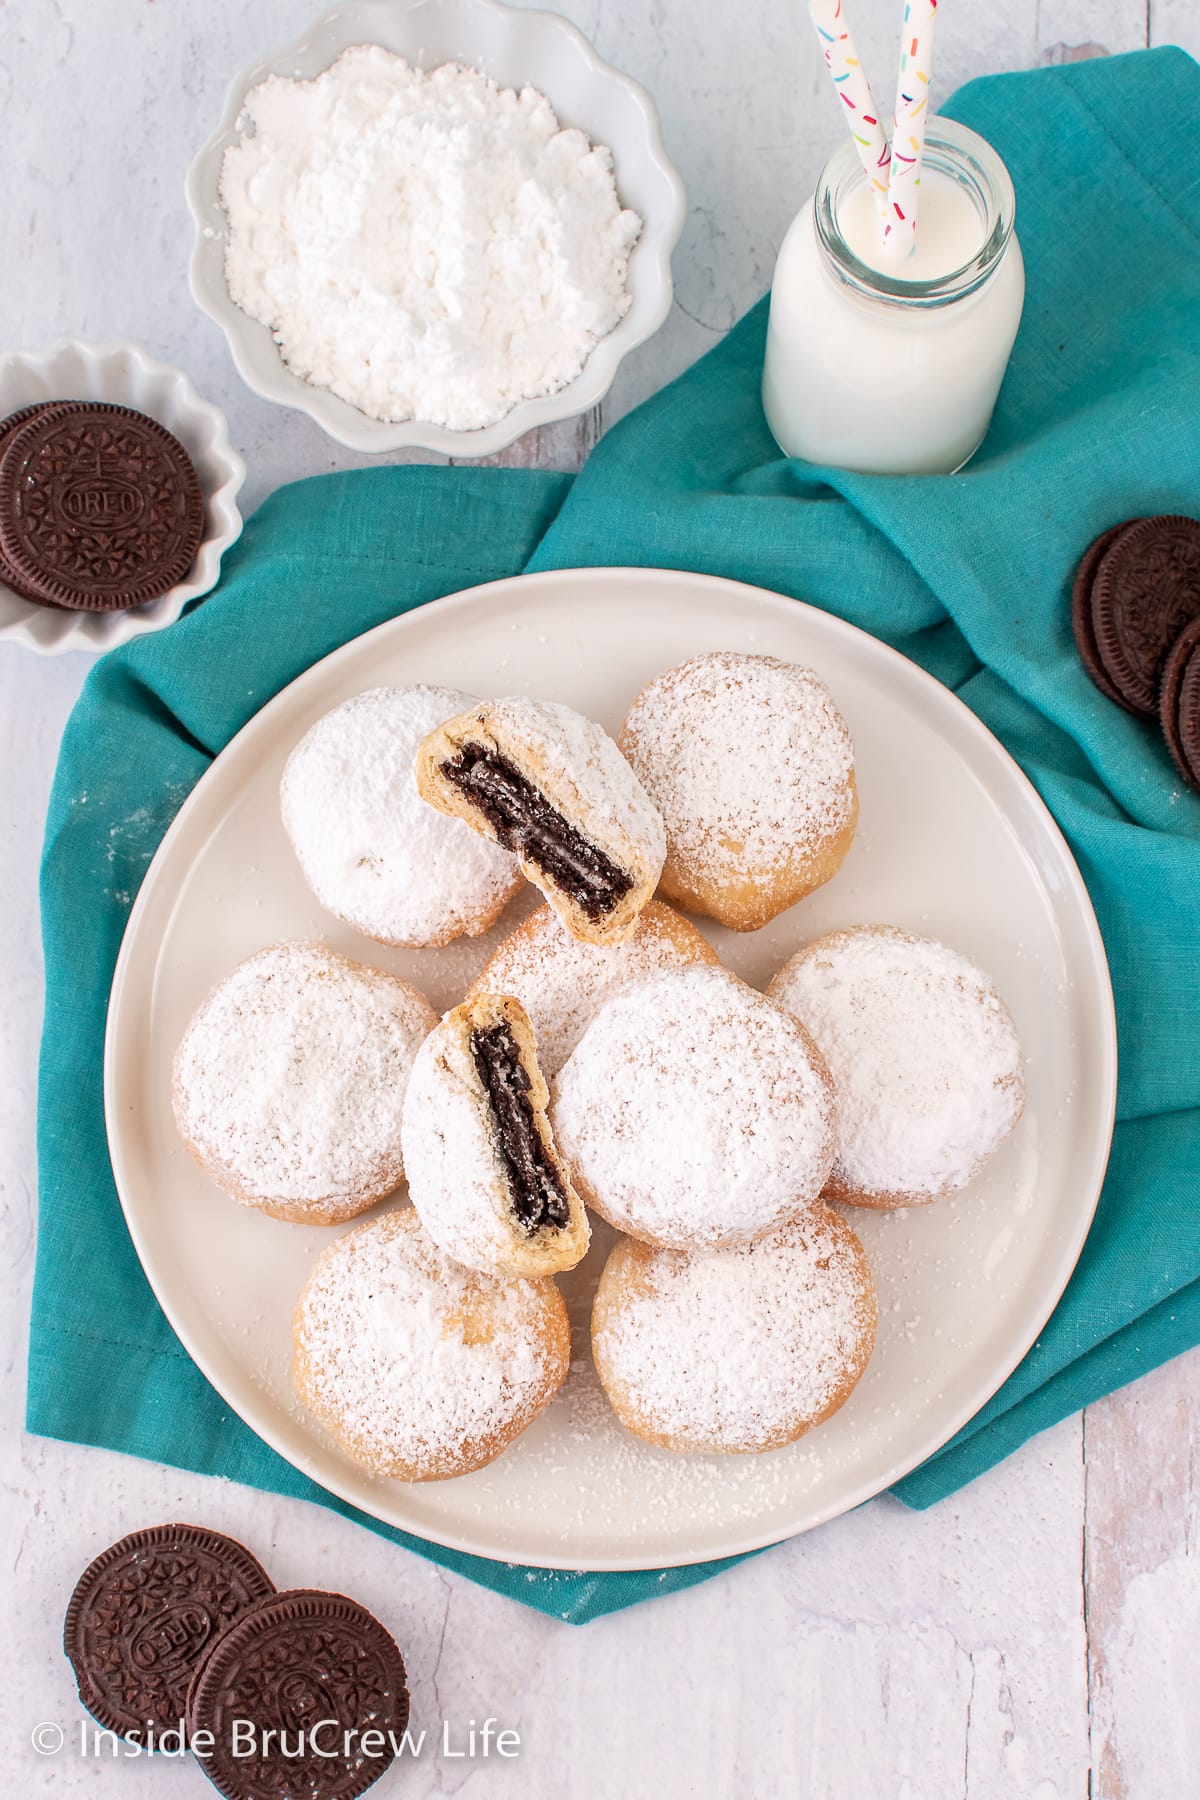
[27,48,1200,1620]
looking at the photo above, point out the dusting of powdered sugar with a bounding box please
[294,1209,563,1475]
[219,48,642,431]
[551,964,836,1248]
[474,697,666,873]
[467,901,717,1075]
[173,942,437,1214]
[594,1214,876,1451]
[769,926,1025,1202]
[281,686,520,948]
[620,652,855,888]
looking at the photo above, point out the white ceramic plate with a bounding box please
[105,569,1116,1571]
[186,0,686,457]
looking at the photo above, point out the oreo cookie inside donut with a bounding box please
[472,1020,572,1234]
[401,992,591,1277]
[441,743,633,920]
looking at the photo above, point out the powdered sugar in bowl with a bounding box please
[187,0,686,457]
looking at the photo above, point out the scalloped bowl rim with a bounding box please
[185,0,688,456]
[0,338,245,657]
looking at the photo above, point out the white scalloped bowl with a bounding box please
[186,0,687,457]
[0,341,245,656]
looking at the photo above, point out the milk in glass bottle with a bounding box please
[762,118,1024,475]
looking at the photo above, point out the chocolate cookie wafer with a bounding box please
[63,1524,275,1740]
[0,402,69,600]
[1090,515,1200,717]
[0,401,203,610]
[1160,614,1200,792]
[1179,647,1200,793]
[1070,521,1139,712]
[186,1588,409,1800]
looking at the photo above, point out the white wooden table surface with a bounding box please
[2,3,1198,1795]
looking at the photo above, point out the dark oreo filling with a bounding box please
[442,743,634,920]
[471,1023,572,1235]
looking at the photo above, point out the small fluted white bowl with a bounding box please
[0,340,245,656]
[186,0,686,457]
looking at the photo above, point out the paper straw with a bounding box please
[883,0,939,258]
[806,0,891,227]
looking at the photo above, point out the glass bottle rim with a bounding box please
[814,117,1016,309]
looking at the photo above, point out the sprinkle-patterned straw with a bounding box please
[883,0,940,258]
[806,0,891,227]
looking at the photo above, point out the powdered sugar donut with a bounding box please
[768,925,1025,1208]
[172,941,437,1224]
[402,992,590,1277]
[465,900,719,1076]
[415,696,666,947]
[280,686,521,948]
[551,963,836,1250]
[293,1208,570,1481]
[619,652,858,931]
[592,1210,877,1454]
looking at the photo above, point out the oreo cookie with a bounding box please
[1071,521,1139,713]
[63,1524,275,1741]
[1090,515,1200,717]
[1160,614,1200,793]
[186,1588,410,1800]
[0,401,203,610]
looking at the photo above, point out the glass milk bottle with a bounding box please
[762,118,1024,475]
